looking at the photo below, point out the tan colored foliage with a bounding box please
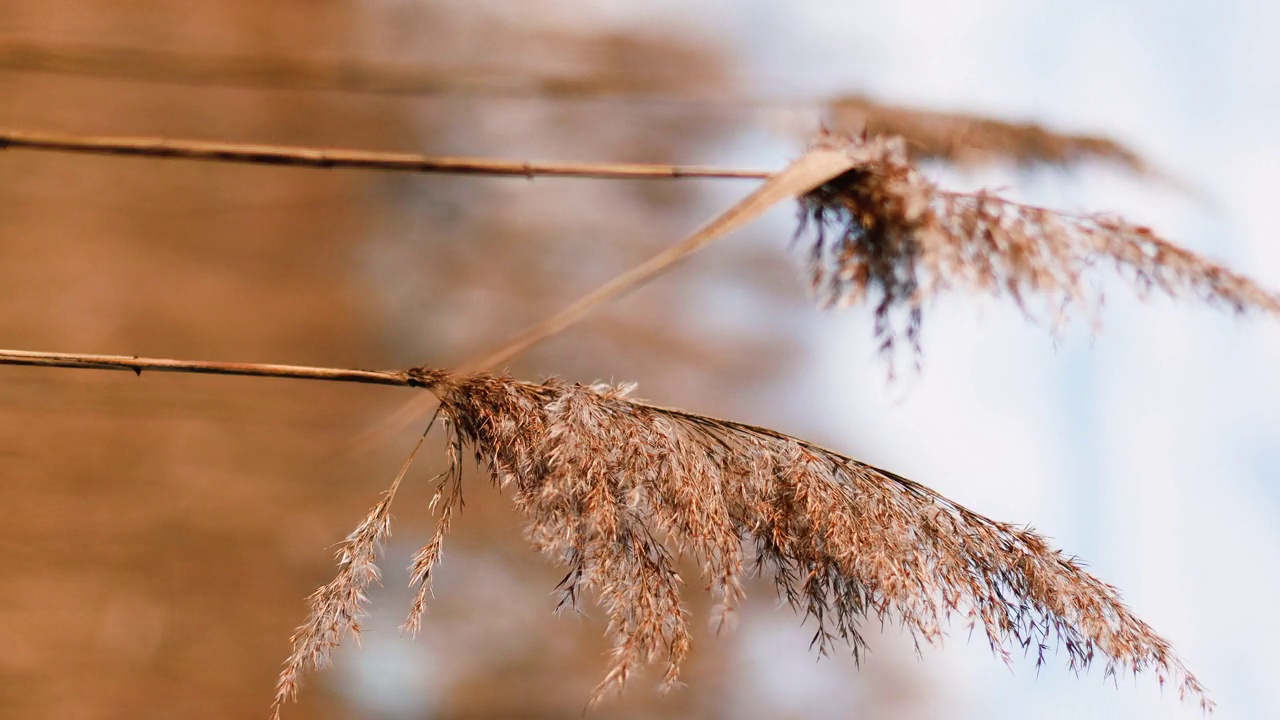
[275,368,1212,716]
[796,133,1280,357]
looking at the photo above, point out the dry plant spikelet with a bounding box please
[271,491,395,720]
[271,415,440,720]
[828,94,1148,171]
[796,132,1280,357]
[274,368,1212,715]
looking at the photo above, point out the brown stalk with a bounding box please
[0,128,769,180]
[470,144,860,369]
[0,348,415,387]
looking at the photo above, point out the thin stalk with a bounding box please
[0,349,416,387]
[468,144,857,369]
[0,128,770,180]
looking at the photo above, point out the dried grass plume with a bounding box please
[795,132,1280,356]
[828,94,1148,171]
[271,417,441,720]
[274,369,1212,716]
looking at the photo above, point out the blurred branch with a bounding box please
[0,39,525,97]
[0,38,803,109]
[0,38,756,103]
[0,349,416,387]
[0,128,770,179]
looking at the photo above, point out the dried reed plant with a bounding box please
[271,416,439,719]
[795,132,1280,356]
[274,368,1212,716]
[828,94,1147,171]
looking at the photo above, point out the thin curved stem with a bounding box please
[467,145,857,370]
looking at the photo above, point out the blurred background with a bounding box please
[0,1,1276,719]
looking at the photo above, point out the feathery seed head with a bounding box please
[796,133,1280,359]
[274,370,1213,715]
